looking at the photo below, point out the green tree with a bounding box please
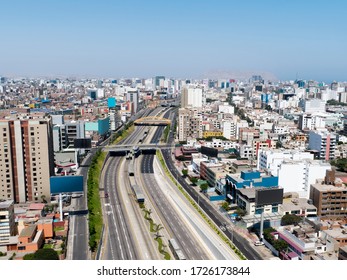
[23,253,35,260]
[41,195,47,203]
[330,158,347,171]
[221,201,230,211]
[182,169,188,177]
[265,104,272,111]
[200,183,209,193]
[263,227,276,243]
[190,177,198,185]
[273,239,289,252]
[29,248,59,260]
[235,207,246,217]
[281,214,302,226]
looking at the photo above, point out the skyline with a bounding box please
[1,0,347,82]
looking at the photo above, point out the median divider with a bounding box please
[142,206,171,260]
[156,150,246,260]
[87,149,106,258]
[110,122,134,145]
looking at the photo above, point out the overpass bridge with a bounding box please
[103,143,173,156]
[134,116,171,126]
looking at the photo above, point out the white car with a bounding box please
[254,241,265,246]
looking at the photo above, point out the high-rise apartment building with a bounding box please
[0,118,54,203]
[181,86,203,108]
[126,90,139,113]
[178,108,202,142]
[308,130,336,160]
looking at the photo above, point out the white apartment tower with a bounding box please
[308,130,336,160]
[278,160,331,198]
[181,86,203,108]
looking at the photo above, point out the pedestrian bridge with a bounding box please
[134,116,171,126]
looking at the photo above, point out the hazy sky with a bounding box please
[1,0,347,82]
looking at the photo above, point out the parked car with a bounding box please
[254,241,264,246]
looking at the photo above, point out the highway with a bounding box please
[101,156,138,259]
[140,154,209,259]
[137,108,237,259]
[100,106,170,259]
[66,147,97,260]
[66,107,158,259]
[160,148,263,260]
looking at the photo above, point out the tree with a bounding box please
[190,177,198,185]
[26,248,59,260]
[200,183,209,193]
[281,214,302,226]
[154,224,164,239]
[273,239,289,252]
[276,141,282,149]
[221,201,230,211]
[265,104,272,111]
[330,158,347,171]
[182,169,188,177]
[235,207,246,217]
[23,253,35,260]
[263,227,276,243]
[41,195,47,203]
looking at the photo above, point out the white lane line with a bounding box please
[117,204,134,259]
[110,207,125,259]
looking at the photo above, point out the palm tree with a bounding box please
[154,224,164,239]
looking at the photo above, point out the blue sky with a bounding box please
[1,0,346,81]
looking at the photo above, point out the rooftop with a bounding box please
[311,182,347,192]
[19,225,37,238]
[281,198,317,212]
[0,200,14,210]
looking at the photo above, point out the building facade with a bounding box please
[310,170,347,219]
[308,130,336,160]
[0,200,16,244]
[0,118,55,203]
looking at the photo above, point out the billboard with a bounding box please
[74,138,92,149]
[108,97,117,108]
[200,146,218,158]
[255,188,283,207]
[50,175,84,195]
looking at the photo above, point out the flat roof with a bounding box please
[237,188,256,199]
[37,219,53,225]
[19,225,36,238]
[242,212,283,223]
[311,183,347,192]
[28,203,45,210]
[281,198,317,212]
[0,200,14,210]
[324,229,347,239]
